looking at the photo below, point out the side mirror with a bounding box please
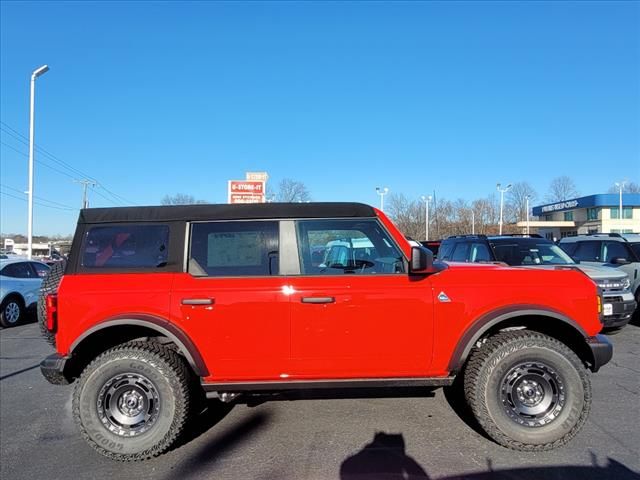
[410,246,434,274]
[610,257,631,265]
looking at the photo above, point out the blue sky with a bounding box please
[1,1,639,235]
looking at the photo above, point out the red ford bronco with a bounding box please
[40,203,612,460]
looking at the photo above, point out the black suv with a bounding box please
[439,234,637,330]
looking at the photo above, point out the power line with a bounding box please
[1,122,138,205]
[1,142,120,208]
[0,190,76,212]
[0,184,76,209]
[90,185,126,206]
[1,124,97,182]
[1,140,77,180]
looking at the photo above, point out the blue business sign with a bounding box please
[532,193,640,217]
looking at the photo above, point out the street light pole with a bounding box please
[525,195,530,235]
[471,209,475,235]
[27,65,50,260]
[376,186,389,212]
[421,195,432,241]
[496,182,512,235]
[615,181,626,220]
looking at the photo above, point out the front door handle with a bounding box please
[181,298,214,306]
[301,297,335,304]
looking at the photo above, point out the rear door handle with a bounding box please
[181,298,214,306]
[301,297,335,304]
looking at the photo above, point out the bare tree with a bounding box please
[507,182,538,222]
[275,179,311,203]
[161,193,207,205]
[386,194,423,240]
[607,181,640,194]
[545,176,579,202]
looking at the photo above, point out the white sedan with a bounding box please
[0,258,50,327]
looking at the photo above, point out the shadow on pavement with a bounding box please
[168,409,271,480]
[340,432,429,479]
[0,363,40,381]
[442,378,489,441]
[340,432,640,480]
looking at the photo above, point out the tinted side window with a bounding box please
[571,241,602,262]
[189,221,279,277]
[1,262,35,278]
[603,242,631,263]
[438,242,455,261]
[560,243,577,257]
[296,219,404,275]
[470,243,492,262]
[30,262,50,278]
[82,225,169,268]
[451,243,470,262]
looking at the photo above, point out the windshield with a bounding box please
[491,242,576,266]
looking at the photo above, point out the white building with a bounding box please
[520,193,640,241]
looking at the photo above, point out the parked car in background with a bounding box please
[439,234,636,330]
[420,240,441,258]
[0,258,50,327]
[558,233,640,320]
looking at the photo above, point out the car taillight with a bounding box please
[46,294,58,332]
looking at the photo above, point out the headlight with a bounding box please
[597,278,631,290]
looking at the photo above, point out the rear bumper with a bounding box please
[40,353,70,385]
[586,334,613,372]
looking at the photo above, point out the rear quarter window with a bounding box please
[81,225,169,269]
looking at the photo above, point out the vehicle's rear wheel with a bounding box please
[0,296,24,327]
[72,341,192,461]
[463,330,591,451]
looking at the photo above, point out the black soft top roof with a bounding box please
[78,202,377,224]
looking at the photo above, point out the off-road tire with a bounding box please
[72,341,192,461]
[0,295,24,328]
[463,330,591,451]
[37,260,65,347]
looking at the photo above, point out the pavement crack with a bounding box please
[614,383,639,396]
[609,361,640,374]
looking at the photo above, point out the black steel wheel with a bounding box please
[97,372,161,437]
[499,361,565,428]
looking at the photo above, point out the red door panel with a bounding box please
[288,275,434,379]
[171,274,290,382]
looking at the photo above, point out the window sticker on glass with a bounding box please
[207,232,262,267]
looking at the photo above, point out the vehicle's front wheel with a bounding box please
[73,341,192,461]
[0,296,24,327]
[463,330,591,451]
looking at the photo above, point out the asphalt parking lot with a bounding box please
[1,319,639,480]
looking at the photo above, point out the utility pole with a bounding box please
[75,179,97,208]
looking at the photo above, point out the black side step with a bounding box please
[202,376,455,393]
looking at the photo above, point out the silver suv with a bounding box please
[559,233,640,315]
[0,258,50,327]
[439,234,636,329]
